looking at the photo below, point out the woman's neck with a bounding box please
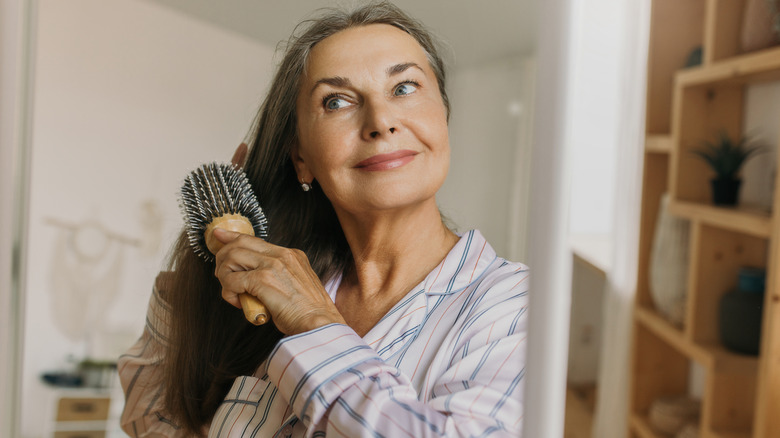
[335,201,459,304]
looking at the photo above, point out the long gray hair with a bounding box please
[163,2,450,435]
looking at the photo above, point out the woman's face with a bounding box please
[293,24,450,216]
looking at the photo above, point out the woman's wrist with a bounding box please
[300,313,347,334]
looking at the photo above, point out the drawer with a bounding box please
[53,431,105,438]
[55,397,111,422]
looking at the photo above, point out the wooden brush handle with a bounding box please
[204,214,270,326]
[238,294,270,325]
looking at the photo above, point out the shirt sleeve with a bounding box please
[266,271,528,438]
[118,273,188,437]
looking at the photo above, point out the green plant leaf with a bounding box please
[689,130,766,179]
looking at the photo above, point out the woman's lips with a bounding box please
[355,150,418,171]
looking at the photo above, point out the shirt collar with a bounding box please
[423,229,497,296]
[323,229,497,357]
[324,229,497,299]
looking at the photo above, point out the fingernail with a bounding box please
[213,227,234,237]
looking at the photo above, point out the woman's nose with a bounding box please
[362,99,398,140]
[370,127,396,139]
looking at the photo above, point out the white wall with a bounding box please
[438,55,534,260]
[741,81,780,211]
[21,0,274,436]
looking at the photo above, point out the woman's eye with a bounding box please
[324,95,349,111]
[393,82,419,96]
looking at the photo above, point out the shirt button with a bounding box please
[282,424,293,437]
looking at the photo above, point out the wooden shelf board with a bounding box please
[709,428,753,438]
[645,134,672,154]
[635,306,707,364]
[629,413,664,438]
[698,340,759,375]
[677,46,780,87]
[667,199,772,239]
[631,412,753,438]
[635,306,759,374]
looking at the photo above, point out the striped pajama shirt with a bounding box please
[119,229,528,437]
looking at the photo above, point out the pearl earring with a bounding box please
[301,181,311,192]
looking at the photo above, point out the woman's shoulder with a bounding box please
[459,229,529,306]
[464,230,529,288]
[442,233,528,343]
[475,256,530,303]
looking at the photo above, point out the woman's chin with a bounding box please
[340,190,441,217]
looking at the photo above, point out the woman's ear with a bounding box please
[290,143,313,183]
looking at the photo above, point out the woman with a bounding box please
[119,2,528,437]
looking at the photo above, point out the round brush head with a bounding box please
[180,162,268,261]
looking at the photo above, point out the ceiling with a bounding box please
[144,0,537,67]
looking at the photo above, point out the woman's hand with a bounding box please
[212,228,347,335]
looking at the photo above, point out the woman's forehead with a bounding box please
[304,23,430,79]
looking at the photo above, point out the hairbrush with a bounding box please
[180,162,270,325]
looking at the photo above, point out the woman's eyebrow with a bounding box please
[311,76,351,94]
[387,62,423,76]
[309,63,423,95]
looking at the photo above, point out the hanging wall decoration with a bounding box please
[46,217,139,354]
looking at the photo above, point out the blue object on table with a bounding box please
[718,267,766,355]
[41,372,83,387]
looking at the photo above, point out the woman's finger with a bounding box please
[213,238,291,306]
[219,268,276,309]
[211,230,346,334]
[214,245,263,280]
[212,227,243,245]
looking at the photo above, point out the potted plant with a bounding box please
[690,131,765,206]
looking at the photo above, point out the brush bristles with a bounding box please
[180,162,269,261]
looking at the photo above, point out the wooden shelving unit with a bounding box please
[645,135,673,154]
[629,1,780,437]
[667,200,771,239]
[630,414,663,438]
